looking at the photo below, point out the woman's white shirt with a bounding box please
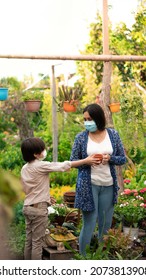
[87,131,113,186]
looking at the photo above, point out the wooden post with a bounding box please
[100,0,113,127]
[101,0,124,192]
[51,65,58,162]
[103,0,109,56]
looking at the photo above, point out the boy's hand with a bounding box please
[84,154,103,165]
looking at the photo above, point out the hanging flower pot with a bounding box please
[0,88,8,101]
[109,102,120,113]
[24,100,41,112]
[95,95,100,104]
[63,100,78,112]
[22,90,43,112]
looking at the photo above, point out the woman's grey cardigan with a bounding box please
[70,128,126,211]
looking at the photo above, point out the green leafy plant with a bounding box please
[21,90,44,101]
[65,242,109,260]
[48,203,71,223]
[56,85,83,112]
[58,85,83,102]
[120,85,145,152]
[103,225,143,260]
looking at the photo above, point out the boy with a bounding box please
[21,137,99,260]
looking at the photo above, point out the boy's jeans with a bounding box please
[79,184,114,255]
[23,202,48,260]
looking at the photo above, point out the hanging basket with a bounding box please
[24,100,41,112]
[63,100,78,112]
[0,88,8,101]
[109,102,120,113]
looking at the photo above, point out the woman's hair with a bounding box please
[83,103,106,130]
[21,137,46,162]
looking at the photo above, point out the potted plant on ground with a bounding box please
[48,203,70,226]
[114,188,146,240]
[71,224,143,260]
[103,225,143,260]
[21,90,44,112]
[57,85,83,113]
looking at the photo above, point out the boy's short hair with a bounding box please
[21,137,46,162]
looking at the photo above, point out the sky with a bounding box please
[0,0,139,81]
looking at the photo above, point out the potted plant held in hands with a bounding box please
[21,90,44,112]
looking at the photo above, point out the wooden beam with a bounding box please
[51,65,58,162]
[0,54,146,61]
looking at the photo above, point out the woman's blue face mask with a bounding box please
[84,120,98,132]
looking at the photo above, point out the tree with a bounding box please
[0,77,34,140]
[76,1,145,139]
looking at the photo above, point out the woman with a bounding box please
[70,103,126,254]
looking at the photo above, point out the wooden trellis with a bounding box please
[0,54,145,61]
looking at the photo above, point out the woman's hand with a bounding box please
[102,154,110,165]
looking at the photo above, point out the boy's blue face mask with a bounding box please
[84,120,98,132]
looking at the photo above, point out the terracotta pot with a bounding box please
[63,100,78,112]
[51,215,65,226]
[64,191,76,202]
[109,102,120,113]
[93,154,103,163]
[65,210,78,224]
[24,100,41,112]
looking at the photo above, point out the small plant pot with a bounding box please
[65,209,79,225]
[123,226,139,240]
[0,88,8,101]
[50,215,65,226]
[24,100,41,112]
[63,101,78,112]
[63,191,76,208]
[63,191,76,203]
[109,102,120,113]
[93,154,103,163]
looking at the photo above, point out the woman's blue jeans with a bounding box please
[79,184,114,255]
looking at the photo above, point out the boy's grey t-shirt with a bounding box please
[21,159,71,206]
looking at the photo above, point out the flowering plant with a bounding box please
[139,187,146,201]
[114,188,146,228]
[48,203,69,217]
